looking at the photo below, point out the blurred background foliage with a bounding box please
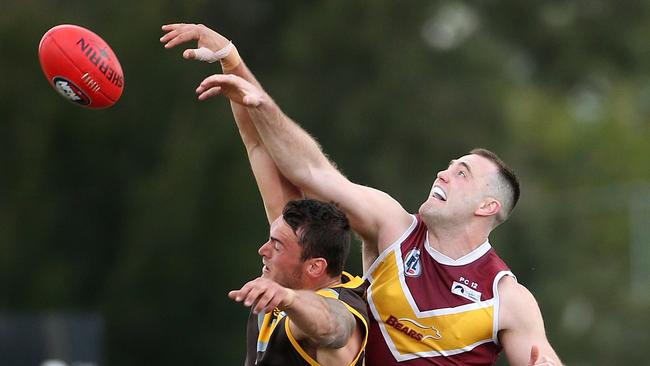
[1,0,649,365]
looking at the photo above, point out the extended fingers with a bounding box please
[252,286,287,314]
[196,78,234,101]
[161,23,184,31]
[197,86,223,101]
[229,278,264,306]
[228,289,241,301]
[194,74,262,105]
[243,286,262,307]
[229,278,286,314]
[160,23,206,48]
[159,24,183,44]
[204,73,239,84]
[228,281,255,302]
[253,291,277,314]
[161,29,200,49]
[196,74,233,92]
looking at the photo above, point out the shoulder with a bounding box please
[326,274,369,320]
[498,276,538,311]
[363,214,418,271]
[379,213,420,250]
[498,276,536,303]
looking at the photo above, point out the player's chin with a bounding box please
[418,200,444,219]
[261,267,273,279]
[418,200,435,215]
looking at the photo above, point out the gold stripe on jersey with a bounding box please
[333,271,366,289]
[285,299,369,366]
[286,322,320,366]
[284,272,369,366]
[368,250,495,358]
[257,309,286,352]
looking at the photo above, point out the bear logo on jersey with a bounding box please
[404,249,422,277]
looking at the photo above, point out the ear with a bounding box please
[475,197,501,217]
[305,257,328,278]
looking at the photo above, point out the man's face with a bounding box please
[257,216,305,289]
[419,154,498,223]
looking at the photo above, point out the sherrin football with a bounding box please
[38,24,124,109]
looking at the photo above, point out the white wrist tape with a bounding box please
[193,42,234,63]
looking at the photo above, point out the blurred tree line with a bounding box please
[1,0,649,365]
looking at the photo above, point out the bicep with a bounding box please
[289,297,357,348]
[227,62,297,223]
[302,167,412,251]
[498,279,561,365]
[324,298,357,348]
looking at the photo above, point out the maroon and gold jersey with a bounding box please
[364,215,514,365]
[245,272,369,366]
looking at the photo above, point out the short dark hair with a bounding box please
[469,148,520,223]
[282,199,351,277]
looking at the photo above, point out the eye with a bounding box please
[273,241,281,251]
[458,170,466,177]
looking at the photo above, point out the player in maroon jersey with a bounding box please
[163,23,561,366]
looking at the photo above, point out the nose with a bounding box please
[436,169,449,183]
[258,240,272,257]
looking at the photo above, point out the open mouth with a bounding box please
[431,186,447,201]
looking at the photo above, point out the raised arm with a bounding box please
[229,277,364,363]
[498,276,563,366]
[193,73,413,266]
[160,23,300,223]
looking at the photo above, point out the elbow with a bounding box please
[287,162,336,193]
[244,140,261,156]
[289,165,318,188]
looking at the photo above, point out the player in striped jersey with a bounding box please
[162,24,369,366]
[231,200,369,366]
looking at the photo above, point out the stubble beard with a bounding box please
[277,265,305,290]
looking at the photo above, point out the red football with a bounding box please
[38,24,124,109]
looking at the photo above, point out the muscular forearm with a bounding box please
[211,47,325,184]
[247,97,332,192]
[226,59,302,221]
[221,59,263,153]
[285,290,355,348]
[222,57,265,145]
[500,279,563,366]
[221,45,323,183]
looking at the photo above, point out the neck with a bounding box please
[425,221,490,260]
[309,275,341,291]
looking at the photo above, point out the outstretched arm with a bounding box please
[229,277,363,356]
[193,73,413,267]
[160,23,300,223]
[498,277,563,366]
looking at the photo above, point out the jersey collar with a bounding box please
[424,236,492,266]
